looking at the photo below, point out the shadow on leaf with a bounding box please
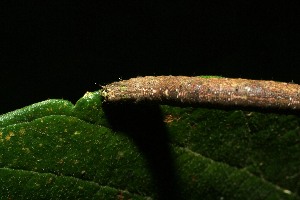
[103,102,182,200]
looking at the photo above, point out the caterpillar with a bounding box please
[102,76,300,111]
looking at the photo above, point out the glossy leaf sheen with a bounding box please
[0,91,299,199]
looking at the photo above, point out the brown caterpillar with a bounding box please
[102,76,300,111]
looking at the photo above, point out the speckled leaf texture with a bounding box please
[0,91,299,200]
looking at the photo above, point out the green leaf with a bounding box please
[0,168,146,200]
[0,91,299,199]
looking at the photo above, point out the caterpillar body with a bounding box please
[102,76,300,111]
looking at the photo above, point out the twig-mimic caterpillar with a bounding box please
[102,76,300,111]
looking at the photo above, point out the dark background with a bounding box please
[1,2,299,114]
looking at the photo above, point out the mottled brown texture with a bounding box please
[102,76,300,111]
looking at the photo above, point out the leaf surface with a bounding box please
[0,91,299,199]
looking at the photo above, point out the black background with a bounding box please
[1,2,299,114]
